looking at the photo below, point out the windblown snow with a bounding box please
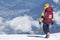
[0,33,60,40]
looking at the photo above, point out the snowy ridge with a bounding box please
[0,33,60,40]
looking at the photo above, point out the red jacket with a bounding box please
[43,7,53,23]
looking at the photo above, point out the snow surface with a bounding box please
[0,33,60,40]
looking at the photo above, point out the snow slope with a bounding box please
[0,33,60,40]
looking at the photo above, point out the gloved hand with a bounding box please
[51,21,54,25]
[39,21,41,24]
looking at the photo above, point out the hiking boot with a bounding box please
[45,33,50,38]
[45,35,50,38]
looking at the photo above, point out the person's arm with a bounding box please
[39,12,44,24]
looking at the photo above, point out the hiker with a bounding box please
[39,3,54,38]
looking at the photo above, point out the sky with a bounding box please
[0,0,60,34]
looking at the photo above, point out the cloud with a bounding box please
[0,15,40,34]
[54,11,60,25]
[0,11,60,34]
[0,9,30,17]
[0,17,6,34]
[53,0,60,4]
[53,0,59,3]
[5,15,40,33]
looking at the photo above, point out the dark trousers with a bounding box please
[43,22,49,34]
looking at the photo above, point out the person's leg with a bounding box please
[46,24,50,38]
[43,23,50,38]
[43,23,48,34]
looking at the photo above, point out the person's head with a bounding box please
[44,3,50,9]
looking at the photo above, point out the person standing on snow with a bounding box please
[39,3,54,38]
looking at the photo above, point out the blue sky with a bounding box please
[0,0,60,34]
[0,0,59,19]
